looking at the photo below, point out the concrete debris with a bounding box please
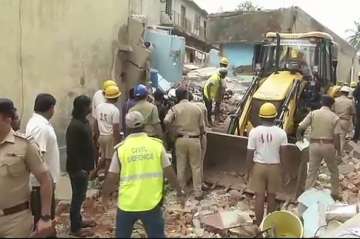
[183,64,200,74]
[186,67,218,83]
[63,188,253,237]
[326,203,360,223]
[320,214,360,238]
[200,210,253,230]
[53,143,360,238]
[229,190,244,201]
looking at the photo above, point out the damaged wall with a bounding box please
[0,0,129,168]
[129,0,161,25]
[207,7,359,83]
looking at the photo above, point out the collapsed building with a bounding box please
[206,6,360,83]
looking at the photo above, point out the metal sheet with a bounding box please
[204,131,307,201]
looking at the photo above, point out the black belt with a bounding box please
[310,138,334,144]
[0,201,29,216]
[177,135,200,138]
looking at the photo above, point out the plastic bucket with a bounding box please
[260,211,303,238]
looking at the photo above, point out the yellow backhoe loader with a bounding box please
[204,32,340,200]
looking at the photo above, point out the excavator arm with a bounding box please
[227,76,261,135]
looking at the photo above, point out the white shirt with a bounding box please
[26,113,60,185]
[247,125,288,164]
[96,102,120,136]
[92,90,106,119]
[109,133,171,173]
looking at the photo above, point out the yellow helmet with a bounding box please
[259,102,278,119]
[351,81,357,88]
[103,80,117,91]
[290,48,301,59]
[220,57,230,66]
[104,85,121,99]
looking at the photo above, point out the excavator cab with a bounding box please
[204,32,339,200]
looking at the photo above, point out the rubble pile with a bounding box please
[339,142,360,204]
[55,189,116,238]
[183,66,255,121]
[164,189,258,238]
[55,187,260,238]
[313,140,360,205]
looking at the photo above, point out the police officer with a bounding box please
[0,98,53,237]
[203,68,228,125]
[129,84,163,138]
[333,86,355,155]
[297,95,342,199]
[164,88,205,200]
[102,111,184,238]
[188,93,209,187]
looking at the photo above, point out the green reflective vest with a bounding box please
[117,134,164,211]
[204,73,222,100]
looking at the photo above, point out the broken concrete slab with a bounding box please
[323,214,360,238]
[128,44,151,68]
[326,203,360,223]
[338,164,354,175]
[128,16,147,46]
[200,210,252,230]
[229,190,243,201]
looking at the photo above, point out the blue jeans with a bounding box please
[69,170,89,233]
[115,206,165,238]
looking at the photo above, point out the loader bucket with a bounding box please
[204,131,307,201]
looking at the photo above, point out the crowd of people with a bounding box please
[1,56,360,237]
[0,62,227,237]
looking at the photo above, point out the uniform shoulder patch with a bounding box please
[14,131,32,140]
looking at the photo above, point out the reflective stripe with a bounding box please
[120,172,163,182]
[117,134,164,211]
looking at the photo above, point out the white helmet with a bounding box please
[168,88,176,99]
[340,86,351,93]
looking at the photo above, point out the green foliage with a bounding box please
[347,20,360,51]
[236,0,262,11]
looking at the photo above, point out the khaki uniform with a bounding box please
[298,106,342,196]
[193,102,208,181]
[248,163,282,194]
[333,95,355,153]
[0,130,47,237]
[98,135,114,159]
[129,100,161,137]
[164,99,204,197]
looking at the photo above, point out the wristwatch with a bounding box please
[40,214,51,222]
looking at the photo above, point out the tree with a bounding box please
[347,20,360,51]
[236,0,262,11]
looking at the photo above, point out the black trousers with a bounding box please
[203,95,213,123]
[31,185,56,226]
[353,106,360,140]
[69,170,89,233]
